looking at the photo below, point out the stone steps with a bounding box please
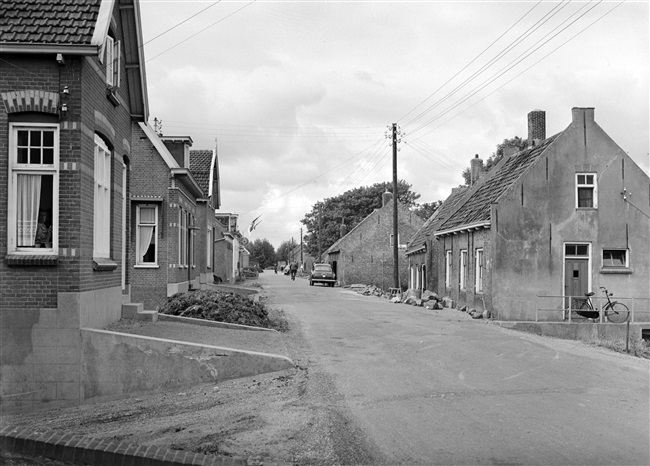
[121,303,158,322]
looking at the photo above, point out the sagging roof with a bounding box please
[405,186,468,255]
[436,134,560,235]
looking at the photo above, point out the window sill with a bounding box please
[93,257,118,271]
[600,267,632,274]
[576,207,598,211]
[134,264,160,269]
[6,254,58,266]
[106,87,120,107]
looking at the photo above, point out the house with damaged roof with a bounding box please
[432,108,650,321]
[0,0,148,410]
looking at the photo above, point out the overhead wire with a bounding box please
[146,1,256,63]
[407,0,603,136]
[403,0,574,133]
[398,0,543,126]
[412,0,618,141]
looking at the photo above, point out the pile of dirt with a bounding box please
[160,290,280,330]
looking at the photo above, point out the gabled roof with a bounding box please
[325,201,417,255]
[405,186,468,255]
[189,150,213,195]
[437,134,560,234]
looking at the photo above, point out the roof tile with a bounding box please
[438,134,559,232]
[0,0,102,46]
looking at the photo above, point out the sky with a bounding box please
[138,0,649,249]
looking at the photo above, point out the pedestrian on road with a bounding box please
[290,262,298,281]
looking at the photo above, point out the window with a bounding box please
[565,244,589,257]
[460,249,467,290]
[189,215,195,267]
[602,249,627,268]
[207,228,213,268]
[445,250,452,288]
[475,248,484,293]
[94,135,112,258]
[136,205,157,266]
[105,35,121,87]
[576,173,597,208]
[8,123,59,254]
[179,208,187,266]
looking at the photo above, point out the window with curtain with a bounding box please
[179,208,187,266]
[576,173,597,208]
[94,134,112,258]
[9,124,58,253]
[445,250,452,289]
[136,205,157,265]
[207,228,213,268]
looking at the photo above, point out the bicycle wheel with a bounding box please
[605,302,629,323]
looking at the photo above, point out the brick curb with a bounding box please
[0,425,259,465]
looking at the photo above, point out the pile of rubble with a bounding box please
[346,284,492,319]
[347,284,391,298]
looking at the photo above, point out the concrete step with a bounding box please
[135,310,158,322]
[121,303,158,322]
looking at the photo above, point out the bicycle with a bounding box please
[573,286,629,323]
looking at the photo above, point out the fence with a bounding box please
[535,295,650,323]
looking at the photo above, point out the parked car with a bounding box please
[310,263,336,287]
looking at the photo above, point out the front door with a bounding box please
[565,259,588,309]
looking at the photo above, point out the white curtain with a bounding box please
[138,207,155,261]
[17,174,41,247]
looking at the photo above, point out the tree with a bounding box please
[462,136,528,185]
[413,200,442,220]
[301,180,421,257]
[275,240,294,264]
[248,238,276,269]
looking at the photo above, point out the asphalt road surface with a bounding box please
[264,272,650,465]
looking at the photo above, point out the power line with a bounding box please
[397,0,542,125]
[403,0,573,132]
[408,0,604,136]
[146,1,256,63]
[414,0,623,141]
[141,2,221,48]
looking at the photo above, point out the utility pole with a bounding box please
[300,228,303,264]
[391,123,399,289]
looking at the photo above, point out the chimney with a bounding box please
[382,190,393,207]
[470,154,484,185]
[572,107,595,124]
[527,110,546,147]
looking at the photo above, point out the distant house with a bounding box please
[324,192,425,289]
[405,185,467,293]
[0,0,147,410]
[214,213,242,283]
[128,128,205,310]
[432,108,650,321]
[189,148,221,288]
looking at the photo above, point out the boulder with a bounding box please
[441,297,456,308]
[421,290,438,301]
[414,299,423,307]
[402,289,421,301]
[390,296,402,304]
[459,305,468,313]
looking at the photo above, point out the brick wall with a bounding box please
[329,203,424,289]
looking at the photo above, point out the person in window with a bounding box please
[35,210,52,248]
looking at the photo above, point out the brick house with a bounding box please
[405,185,467,293]
[324,192,425,289]
[189,148,221,288]
[0,0,147,410]
[432,108,650,321]
[127,127,205,310]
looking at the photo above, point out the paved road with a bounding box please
[263,272,649,465]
